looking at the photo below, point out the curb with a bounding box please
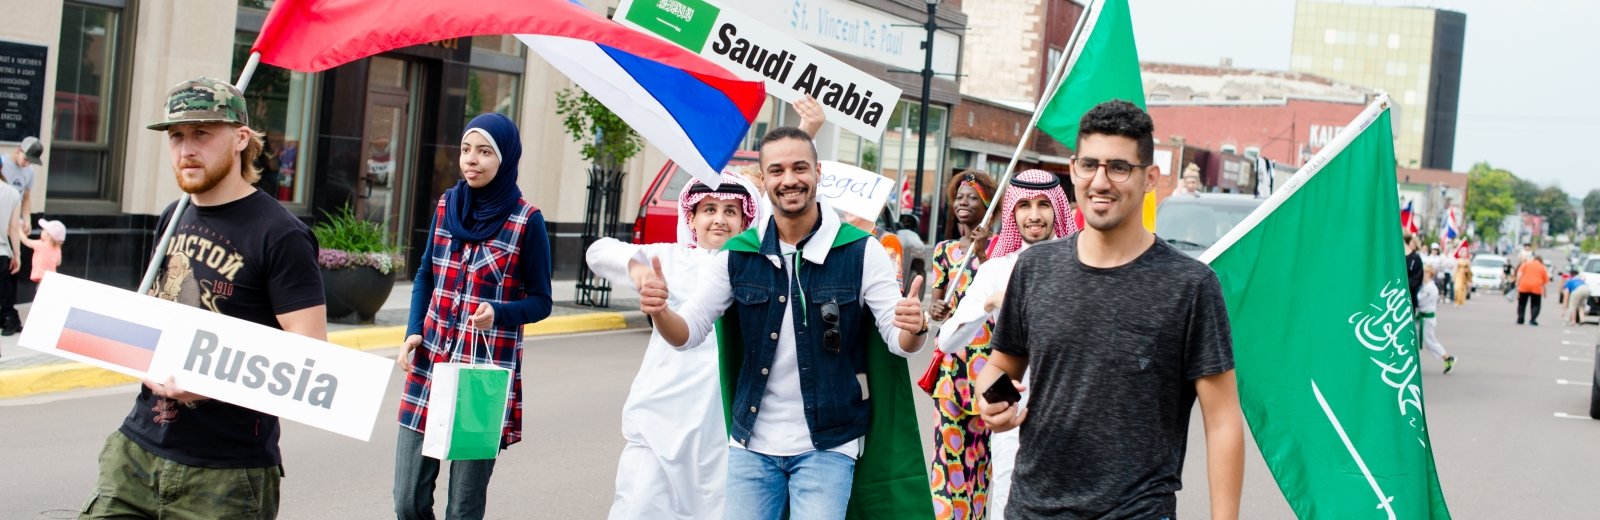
[0,311,637,400]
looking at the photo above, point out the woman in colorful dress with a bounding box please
[928,170,998,519]
[585,170,759,519]
[394,113,553,520]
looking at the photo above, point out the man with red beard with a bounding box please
[81,77,327,519]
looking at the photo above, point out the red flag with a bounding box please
[249,0,761,116]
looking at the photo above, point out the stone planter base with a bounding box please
[322,266,394,324]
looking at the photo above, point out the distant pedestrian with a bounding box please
[1405,234,1424,311]
[1516,255,1549,326]
[1419,264,1456,374]
[17,218,63,282]
[1566,271,1590,326]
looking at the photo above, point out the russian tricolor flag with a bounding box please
[252,0,765,185]
[56,308,163,373]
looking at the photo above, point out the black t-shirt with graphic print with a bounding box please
[991,237,1234,519]
[119,189,324,469]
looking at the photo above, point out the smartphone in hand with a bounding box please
[981,372,1022,405]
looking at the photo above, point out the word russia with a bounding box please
[184,330,339,408]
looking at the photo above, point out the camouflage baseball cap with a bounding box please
[146,77,249,130]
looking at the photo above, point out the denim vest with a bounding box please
[724,222,872,451]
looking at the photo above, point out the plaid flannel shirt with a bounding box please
[399,199,535,447]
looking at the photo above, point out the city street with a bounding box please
[4,285,1600,519]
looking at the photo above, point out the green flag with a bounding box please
[1036,0,1146,148]
[1202,97,1451,519]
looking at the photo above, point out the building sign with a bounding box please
[0,40,47,142]
[618,0,903,140]
[19,274,395,442]
[1308,123,1340,151]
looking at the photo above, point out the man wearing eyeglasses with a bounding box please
[976,100,1244,519]
[641,126,933,519]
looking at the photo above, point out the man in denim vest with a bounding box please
[642,126,932,518]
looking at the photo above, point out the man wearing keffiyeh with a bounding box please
[928,169,1077,519]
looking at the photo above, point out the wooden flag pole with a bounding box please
[138,52,262,295]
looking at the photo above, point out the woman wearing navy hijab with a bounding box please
[394,113,553,520]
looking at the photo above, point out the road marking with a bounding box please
[1562,340,1590,346]
[1559,356,1596,363]
[1556,379,1593,387]
[1553,412,1593,420]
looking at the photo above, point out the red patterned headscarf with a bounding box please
[989,169,1077,259]
[677,170,760,248]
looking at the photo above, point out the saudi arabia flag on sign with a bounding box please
[1201,96,1451,519]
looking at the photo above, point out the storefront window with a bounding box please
[464,69,519,126]
[50,2,121,200]
[232,32,318,204]
[472,35,525,57]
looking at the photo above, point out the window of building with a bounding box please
[1221,144,1237,155]
[464,69,520,127]
[1149,93,1170,102]
[1244,147,1260,160]
[50,1,126,203]
[1190,95,1209,102]
[232,32,319,205]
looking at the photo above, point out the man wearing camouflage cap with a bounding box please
[80,77,327,519]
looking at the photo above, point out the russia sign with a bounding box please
[19,273,394,441]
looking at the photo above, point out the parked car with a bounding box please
[1579,254,1600,321]
[630,154,929,289]
[1153,193,1264,258]
[631,151,760,245]
[1469,254,1508,294]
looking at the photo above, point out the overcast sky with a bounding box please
[1127,0,1600,197]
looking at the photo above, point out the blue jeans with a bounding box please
[727,446,856,519]
[393,427,497,520]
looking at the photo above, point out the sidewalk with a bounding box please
[0,279,647,399]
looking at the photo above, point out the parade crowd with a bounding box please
[75,75,1248,520]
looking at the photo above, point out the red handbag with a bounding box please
[916,350,945,395]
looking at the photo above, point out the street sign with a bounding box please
[616,0,902,141]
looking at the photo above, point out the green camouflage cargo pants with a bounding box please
[80,431,280,519]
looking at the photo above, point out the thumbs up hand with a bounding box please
[639,257,671,317]
[894,275,928,335]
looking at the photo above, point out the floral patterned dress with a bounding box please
[929,238,992,519]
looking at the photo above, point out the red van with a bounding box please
[631,151,760,244]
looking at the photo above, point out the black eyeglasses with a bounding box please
[821,301,840,353]
[1071,157,1150,183]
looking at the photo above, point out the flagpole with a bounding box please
[1199,93,1393,264]
[940,0,1095,304]
[138,52,262,295]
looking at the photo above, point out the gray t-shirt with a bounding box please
[0,182,20,258]
[0,154,32,202]
[991,236,1234,519]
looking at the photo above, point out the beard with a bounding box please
[174,152,235,194]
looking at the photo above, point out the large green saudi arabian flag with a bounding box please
[1200,95,1451,519]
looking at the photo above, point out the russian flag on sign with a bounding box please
[251,0,765,187]
[56,308,163,373]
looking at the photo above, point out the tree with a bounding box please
[1466,162,1516,241]
[554,88,643,170]
[1531,185,1575,235]
[1510,176,1541,212]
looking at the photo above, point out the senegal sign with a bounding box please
[19,273,393,441]
[617,0,902,141]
